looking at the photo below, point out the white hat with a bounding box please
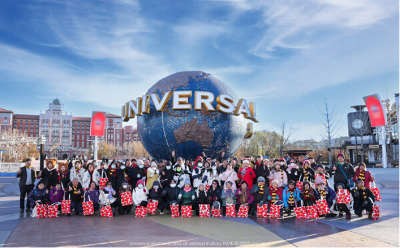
[136,159,144,165]
[243,160,249,164]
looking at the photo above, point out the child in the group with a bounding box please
[314,177,336,218]
[148,181,166,214]
[282,180,301,216]
[330,183,353,220]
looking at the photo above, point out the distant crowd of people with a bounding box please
[17,151,378,219]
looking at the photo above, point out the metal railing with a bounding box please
[0,163,23,173]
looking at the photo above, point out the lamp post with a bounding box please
[39,135,46,171]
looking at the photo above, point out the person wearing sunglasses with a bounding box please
[207,180,222,212]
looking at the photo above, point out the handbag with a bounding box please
[337,164,354,188]
[82,195,94,216]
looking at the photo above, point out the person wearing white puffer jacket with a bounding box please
[132,180,149,208]
[146,162,160,190]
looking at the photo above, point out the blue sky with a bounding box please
[0,0,398,141]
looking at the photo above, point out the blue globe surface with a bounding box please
[137,71,247,161]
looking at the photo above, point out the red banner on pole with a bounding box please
[90,112,106,136]
[363,94,386,127]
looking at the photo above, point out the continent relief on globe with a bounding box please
[173,118,214,148]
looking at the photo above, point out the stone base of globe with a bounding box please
[137,71,247,161]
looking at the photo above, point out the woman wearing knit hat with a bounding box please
[331,153,355,191]
[132,180,149,209]
[177,178,195,210]
[268,160,288,188]
[282,180,301,216]
[146,162,160,190]
[250,176,269,216]
[238,160,257,189]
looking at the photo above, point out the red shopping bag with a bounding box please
[269,204,281,218]
[99,178,107,190]
[120,192,133,206]
[170,204,180,218]
[135,205,147,217]
[211,208,222,217]
[306,205,319,219]
[371,182,381,202]
[36,204,48,218]
[100,206,113,218]
[337,189,351,204]
[237,205,249,218]
[372,205,380,220]
[294,206,308,219]
[47,204,58,218]
[82,196,94,216]
[147,199,159,215]
[296,181,303,190]
[257,204,268,218]
[181,205,192,218]
[226,204,236,217]
[205,185,210,192]
[199,204,210,217]
[316,199,330,215]
[61,185,71,214]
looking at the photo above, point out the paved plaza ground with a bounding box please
[0,168,398,247]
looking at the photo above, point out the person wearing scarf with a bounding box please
[66,178,83,216]
[117,182,133,215]
[99,181,117,216]
[283,180,301,216]
[314,177,337,218]
[70,161,85,186]
[235,181,254,215]
[250,176,269,216]
[315,164,330,186]
[351,179,375,219]
[300,160,315,183]
[300,181,319,206]
[221,181,236,216]
[268,161,288,188]
[148,181,166,214]
[353,163,375,189]
[83,163,100,189]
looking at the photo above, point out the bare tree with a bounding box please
[317,98,340,167]
[274,118,297,158]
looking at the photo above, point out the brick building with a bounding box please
[2,99,131,160]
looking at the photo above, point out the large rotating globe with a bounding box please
[137,71,247,161]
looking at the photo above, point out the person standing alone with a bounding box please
[16,158,36,213]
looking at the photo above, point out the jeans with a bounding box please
[70,202,83,213]
[20,184,34,210]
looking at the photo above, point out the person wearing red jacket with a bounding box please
[238,160,256,189]
[353,163,375,189]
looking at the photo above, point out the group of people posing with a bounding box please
[17,151,378,219]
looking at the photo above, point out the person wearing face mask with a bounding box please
[146,162,160,190]
[118,163,130,189]
[70,161,85,186]
[57,162,70,191]
[279,158,287,171]
[268,160,288,188]
[220,163,239,190]
[192,157,205,189]
[162,179,179,214]
[160,161,174,188]
[238,160,257,189]
[83,163,100,189]
[99,181,117,216]
[117,182,133,215]
[254,155,270,187]
[286,158,301,183]
[148,181,166,214]
[132,180,149,209]
[173,164,190,189]
[97,161,109,181]
[129,160,147,190]
[208,162,221,187]
[106,161,119,190]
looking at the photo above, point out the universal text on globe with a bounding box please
[121,91,259,123]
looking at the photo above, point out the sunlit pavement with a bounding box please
[0,168,398,247]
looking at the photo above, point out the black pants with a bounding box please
[20,184,34,210]
[336,203,350,214]
[118,204,133,215]
[354,201,373,215]
[139,201,148,208]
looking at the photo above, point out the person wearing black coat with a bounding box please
[207,180,222,210]
[160,162,175,188]
[254,156,270,186]
[331,153,355,190]
[299,160,315,183]
[17,158,36,212]
[97,162,109,180]
[117,182,132,215]
[161,179,179,214]
[38,159,58,189]
[148,181,166,214]
[66,178,84,215]
[194,184,209,216]
[351,179,375,219]
[250,176,269,215]
[129,160,147,190]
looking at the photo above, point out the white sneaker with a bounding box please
[160,211,164,215]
